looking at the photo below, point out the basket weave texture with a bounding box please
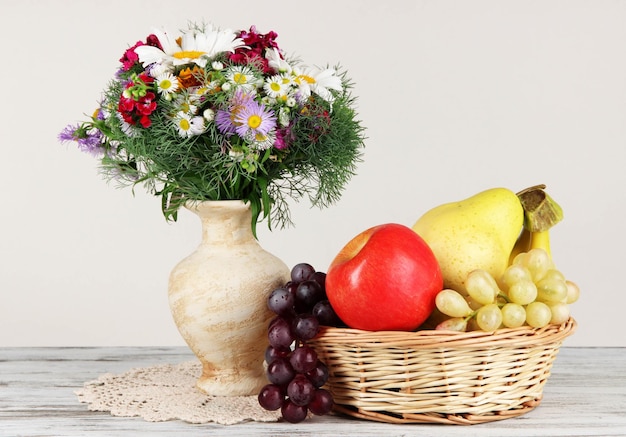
[308,317,576,425]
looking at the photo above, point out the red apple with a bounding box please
[325,223,443,331]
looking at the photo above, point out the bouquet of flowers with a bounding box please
[60,22,365,233]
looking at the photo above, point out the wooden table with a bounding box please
[1,347,624,436]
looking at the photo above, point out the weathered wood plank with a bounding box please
[0,347,625,436]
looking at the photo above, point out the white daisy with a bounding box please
[225,65,259,92]
[294,66,343,103]
[135,25,245,69]
[263,75,289,98]
[248,129,276,151]
[155,72,179,94]
[174,112,205,137]
[173,94,199,115]
[188,85,213,100]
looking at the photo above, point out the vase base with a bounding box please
[196,370,267,397]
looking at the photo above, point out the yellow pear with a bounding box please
[412,188,524,294]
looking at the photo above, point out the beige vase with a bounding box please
[168,200,290,396]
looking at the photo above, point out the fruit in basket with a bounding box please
[475,303,503,331]
[412,187,524,293]
[259,263,337,423]
[435,289,472,318]
[325,223,443,331]
[434,247,580,332]
[424,185,579,333]
[525,301,552,328]
[510,184,564,262]
[501,303,526,328]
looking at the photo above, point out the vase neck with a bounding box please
[188,201,255,245]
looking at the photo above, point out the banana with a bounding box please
[529,230,552,257]
[509,228,531,264]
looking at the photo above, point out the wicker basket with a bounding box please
[308,317,576,425]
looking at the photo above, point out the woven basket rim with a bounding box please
[314,317,577,349]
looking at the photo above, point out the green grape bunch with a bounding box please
[434,248,579,332]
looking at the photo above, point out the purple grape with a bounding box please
[264,345,290,364]
[268,315,281,329]
[290,344,318,373]
[266,357,296,386]
[305,360,329,388]
[291,263,316,283]
[285,281,299,299]
[310,271,327,292]
[260,263,336,424]
[287,374,316,406]
[267,287,295,316]
[281,398,308,423]
[268,317,295,349]
[308,388,334,416]
[293,314,320,341]
[295,280,325,311]
[258,384,285,411]
[312,300,342,327]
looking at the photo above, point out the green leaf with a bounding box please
[249,195,261,239]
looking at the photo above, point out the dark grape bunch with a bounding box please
[258,263,341,423]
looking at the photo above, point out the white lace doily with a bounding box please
[75,361,281,425]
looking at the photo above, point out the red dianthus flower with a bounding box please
[229,26,281,74]
[117,75,158,128]
[119,34,162,71]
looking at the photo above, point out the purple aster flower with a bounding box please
[215,109,236,135]
[215,90,255,136]
[58,124,105,157]
[233,100,277,140]
[58,124,80,143]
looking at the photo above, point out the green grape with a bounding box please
[501,303,526,328]
[436,317,468,332]
[465,269,499,305]
[536,277,568,303]
[466,295,483,311]
[476,304,503,332]
[512,251,528,267]
[549,302,570,325]
[526,301,552,328]
[507,279,538,305]
[500,264,532,291]
[542,269,566,283]
[435,289,472,318]
[565,280,580,304]
[524,248,553,282]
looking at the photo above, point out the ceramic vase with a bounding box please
[168,200,290,396]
